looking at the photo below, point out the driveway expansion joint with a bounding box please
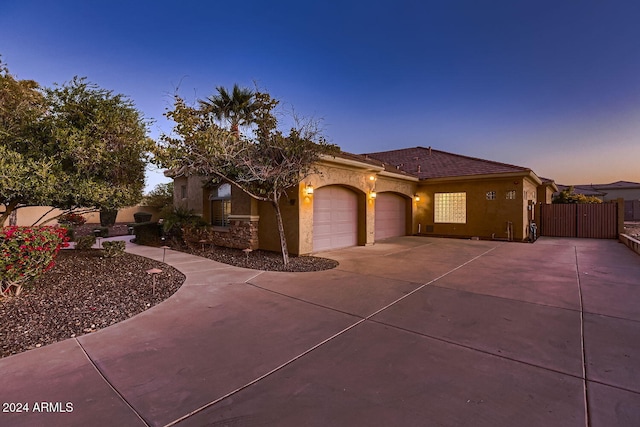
[74,338,150,427]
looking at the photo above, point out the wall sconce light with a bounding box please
[414,194,420,202]
[305,184,314,196]
[370,190,377,199]
[369,175,376,182]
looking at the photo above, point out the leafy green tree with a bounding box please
[155,89,339,265]
[199,84,256,137]
[0,61,59,222]
[144,182,174,216]
[0,61,153,225]
[553,187,602,204]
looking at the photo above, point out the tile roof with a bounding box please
[363,146,530,179]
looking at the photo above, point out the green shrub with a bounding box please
[133,221,162,245]
[102,241,126,257]
[92,226,109,238]
[1,226,69,297]
[133,212,153,223]
[163,207,208,245]
[553,187,602,204]
[75,235,96,251]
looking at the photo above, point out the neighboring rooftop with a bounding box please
[589,181,640,189]
[363,146,531,179]
[556,181,640,196]
[555,185,606,197]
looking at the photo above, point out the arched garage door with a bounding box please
[313,186,358,252]
[375,192,407,240]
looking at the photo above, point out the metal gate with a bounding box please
[539,203,618,239]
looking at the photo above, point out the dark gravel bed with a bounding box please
[0,250,185,358]
[178,244,339,272]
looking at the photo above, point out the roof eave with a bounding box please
[318,154,385,172]
[420,170,540,184]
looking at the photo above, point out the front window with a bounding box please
[434,192,466,223]
[210,183,231,227]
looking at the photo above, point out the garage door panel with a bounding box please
[313,186,358,252]
[375,193,406,240]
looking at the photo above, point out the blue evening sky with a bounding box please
[2,0,639,192]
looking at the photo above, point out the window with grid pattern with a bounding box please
[210,183,231,227]
[434,192,466,223]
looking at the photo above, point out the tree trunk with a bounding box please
[0,200,20,226]
[271,199,290,266]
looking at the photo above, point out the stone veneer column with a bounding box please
[227,215,259,250]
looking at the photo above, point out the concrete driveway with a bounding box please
[1,236,639,426]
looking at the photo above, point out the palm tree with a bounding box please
[199,84,255,137]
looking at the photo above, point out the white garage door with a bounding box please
[313,186,358,252]
[375,192,407,240]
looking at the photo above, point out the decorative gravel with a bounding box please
[625,222,640,239]
[178,245,339,272]
[0,250,185,358]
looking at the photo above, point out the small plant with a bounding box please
[75,235,96,251]
[102,241,126,257]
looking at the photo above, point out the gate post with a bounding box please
[617,198,625,239]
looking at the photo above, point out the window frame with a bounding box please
[210,183,232,228]
[434,192,467,224]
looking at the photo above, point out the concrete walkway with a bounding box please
[1,236,639,426]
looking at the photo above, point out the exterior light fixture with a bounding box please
[305,184,314,196]
[160,245,170,263]
[370,190,377,199]
[414,194,420,202]
[146,268,162,296]
[369,175,376,181]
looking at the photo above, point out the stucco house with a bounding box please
[170,146,557,254]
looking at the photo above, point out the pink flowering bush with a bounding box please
[0,226,69,298]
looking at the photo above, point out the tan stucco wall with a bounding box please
[1,205,160,227]
[416,176,530,241]
[522,177,538,239]
[1,206,66,226]
[257,189,300,254]
[174,175,206,215]
[84,206,161,223]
